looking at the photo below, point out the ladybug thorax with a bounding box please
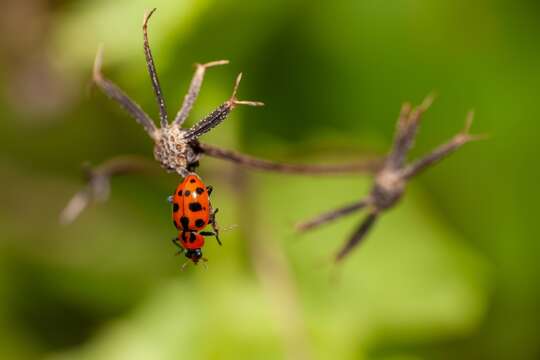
[153,126,200,175]
[179,231,205,249]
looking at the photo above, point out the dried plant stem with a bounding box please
[173,60,229,126]
[93,47,158,139]
[296,198,372,231]
[142,8,168,127]
[197,143,382,175]
[297,98,485,262]
[336,212,379,261]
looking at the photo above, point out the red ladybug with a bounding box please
[169,174,220,265]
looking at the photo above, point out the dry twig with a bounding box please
[297,97,485,262]
[59,156,158,224]
[195,142,381,175]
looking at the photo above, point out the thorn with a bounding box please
[419,92,436,112]
[230,73,242,101]
[143,8,157,29]
[93,45,104,81]
[199,60,229,68]
[234,100,265,107]
[464,110,474,134]
[228,73,265,107]
[457,110,489,142]
[59,191,90,225]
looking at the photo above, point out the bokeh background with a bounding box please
[1,0,538,359]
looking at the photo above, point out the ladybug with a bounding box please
[168,173,221,265]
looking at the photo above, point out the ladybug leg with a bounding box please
[206,185,213,196]
[209,208,222,246]
[171,237,185,256]
[180,260,190,271]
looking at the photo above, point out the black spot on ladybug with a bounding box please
[190,179,196,183]
[196,187,204,195]
[184,190,191,196]
[180,216,189,229]
[177,190,182,196]
[173,220,178,228]
[173,203,179,212]
[180,232,188,243]
[189,232,196,243]
[195,219,205,227]
[189,202,203,212]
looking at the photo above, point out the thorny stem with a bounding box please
[92,46,158,139]
[183,74,264,141]
[297,99,486,262]
[196,143,382,175]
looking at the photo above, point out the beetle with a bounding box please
[169,173,221,266]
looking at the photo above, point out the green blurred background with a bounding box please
[0,0,538,359]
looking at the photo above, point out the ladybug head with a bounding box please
[185,248,203,263]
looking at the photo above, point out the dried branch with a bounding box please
[60,156,159,225]
[196,143,382,175]
[92,10,381,179]
[336,212,379,261]
[173,60,229,127]
[92,46,158,139]
[142,8,168,127]
[400,111,486,179]
[296,198,372,231]
[183,73,264,141]
[297,98,485,262]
